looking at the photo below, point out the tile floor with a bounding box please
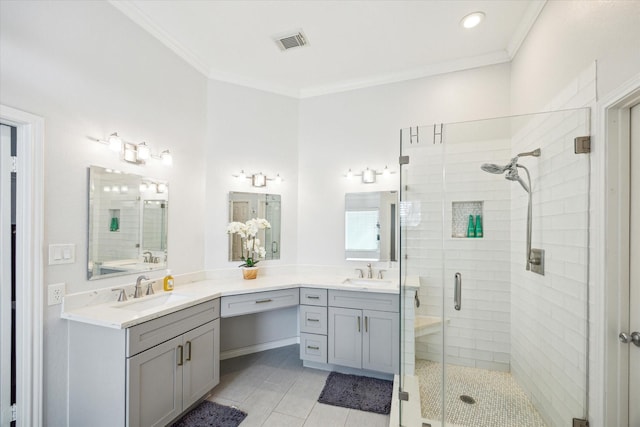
[415,359,546,427]
[207,344,391,427]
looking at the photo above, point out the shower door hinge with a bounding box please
[10,404,16,422]
[399,155,410,165]
[572,418,589,427]
[398,390,409,401]
[11,156,17,173]
[574,136,591,154]
[409,126,419,144]
[433,123,443,144]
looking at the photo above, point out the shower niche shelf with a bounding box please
[452,201,483,238]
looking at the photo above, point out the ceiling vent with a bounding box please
[273,29,309,51]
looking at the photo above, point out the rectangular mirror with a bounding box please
[345,191,397,261]
[87,166,169,279]
[228,192,281,262]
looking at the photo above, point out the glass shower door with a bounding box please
[399,108,590,427]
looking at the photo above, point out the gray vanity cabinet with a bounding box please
[327,290,399,374]
[69,299,220,427]
[127,319,219,427]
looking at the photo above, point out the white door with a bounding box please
[629,103,640,426]
[0,124,13,426]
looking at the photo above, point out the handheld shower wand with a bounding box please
[480,149,541,272]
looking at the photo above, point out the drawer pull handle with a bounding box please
[357,316,361,332]
[307,295,320,299]
[255,298,273,304]
[307,345,320,350]
[186,341,192,361]
[365,316,368,332]
[307,318,320,322]
[177,345,184,366]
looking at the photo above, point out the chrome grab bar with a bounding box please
[454,273,462,311]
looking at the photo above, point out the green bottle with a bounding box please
[467,215,475,238]
[475,215,483,238]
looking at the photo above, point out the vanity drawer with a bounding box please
[126,299,219,357]
[221,288,299,318]
[299,305,327,335]
[300,288,327,306]
[299,332,327,364]
[328,290,399,313]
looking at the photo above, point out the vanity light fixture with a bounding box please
[89,132,172,166]
[344,166,395,184]
[232,170,283,187]
[461,11,485,29]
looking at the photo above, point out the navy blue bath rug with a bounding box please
[172,400,247,427]
[318,371,393,414]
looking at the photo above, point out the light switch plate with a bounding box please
[48,244,75,265]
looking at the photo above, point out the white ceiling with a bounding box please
[110,0,545,98]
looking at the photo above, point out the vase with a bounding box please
[242,267,259,280]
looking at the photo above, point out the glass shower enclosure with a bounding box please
[398,108,590,427]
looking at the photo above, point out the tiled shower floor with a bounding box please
[415,359,547,427]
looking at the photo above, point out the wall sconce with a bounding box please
[139,180,168,193]
[344,166,395,184]
[233,170,283,187]
[90,132,172,166]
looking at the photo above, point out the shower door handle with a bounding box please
[454,273,462,311]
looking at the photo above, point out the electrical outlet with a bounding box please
[48,283,65,306]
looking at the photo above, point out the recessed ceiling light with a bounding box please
[461,12,485,29]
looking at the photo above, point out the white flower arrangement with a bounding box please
[226,218,271,267]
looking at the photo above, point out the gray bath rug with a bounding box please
[172,400,247,427]
[317,371,393,414]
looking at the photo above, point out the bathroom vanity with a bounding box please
[64,272,409,427]
[68,299,220,427]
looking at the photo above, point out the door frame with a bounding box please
[599,75,640,427]
[0,105,44,426]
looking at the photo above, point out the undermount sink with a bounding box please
[114,292,191,312]
[342,278,393,286]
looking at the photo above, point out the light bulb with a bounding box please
[383,166,390,176]
[157,183,167,193]
[275,174,283,183]
[238,170,246,180]
[108,132,122,153]
[346,169,353,178]
[137,142,150,160]
[139,183,148,192]
[461,12,485,29]
[160,150,173,166]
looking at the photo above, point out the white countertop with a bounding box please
[62,270,418,330]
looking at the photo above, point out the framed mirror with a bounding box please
[345,191,397,261]
[87,166,169,279]
[228,192,281,262]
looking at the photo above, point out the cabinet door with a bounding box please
[182,319,220,409]
[127,336,183,427]
[328,307,362,369]
[362,310,399,374]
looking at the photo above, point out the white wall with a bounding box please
[0,2,208,424]
[297,64,511,267]
[204,79,299,270]
[511,0,640,114]
[510,2,640,425]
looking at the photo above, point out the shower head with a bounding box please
[480,157,518,174]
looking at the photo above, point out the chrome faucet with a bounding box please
[134,275,149,298]
[355,268,364,278]
[366,263,373,279]
[143,251,152,263]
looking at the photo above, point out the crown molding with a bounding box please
[299,50,511,98]
[108,0,211,77]
[506,0,547,59]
